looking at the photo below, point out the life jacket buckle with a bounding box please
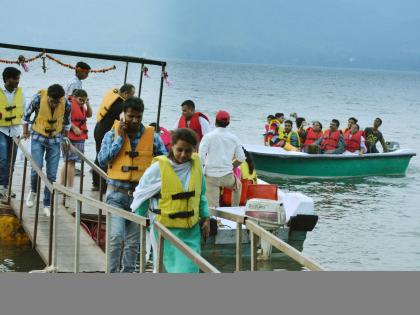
[5,105,16,111]
[121,165,139,172]
[126,151,139,158]
[47,119,57,124]
[45,128,56,133]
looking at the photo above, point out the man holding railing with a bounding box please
[98,96,166,273]
[22,84,71,217]
[0,67,25,200]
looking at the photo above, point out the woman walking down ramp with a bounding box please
[131,128,210,273]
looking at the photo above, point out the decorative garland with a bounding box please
[45,54,116,73]
[0,52,44,72]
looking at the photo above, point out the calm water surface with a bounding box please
[1,51,419,271]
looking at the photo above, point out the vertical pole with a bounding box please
[75,194,81,273]
[48,189,55,265]
[19,157,28,224]
[156,230,164,273]
[97,179,103,247]
[156,64,166,129]
[139,225,146,273]
[236,222,243,272]
[79,159,84,214]
[250,231,258,271]
[7,140,16,204]
[124,61,129,84]
[52,188,59,270]
[138,63,144,97]
[33,175,41,248]
[105,212,112,273]
[63,146,69,206]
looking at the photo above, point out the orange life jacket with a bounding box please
[321,130,341,151]
[344,130,364,152]
[304,127,323,146]
[68,96,88,141]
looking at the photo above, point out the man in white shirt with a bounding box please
[173,100,211,142]
[199,110,245,208]
[0,67,26,199]
[65,61,91,97]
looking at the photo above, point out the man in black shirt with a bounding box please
[92,84,135,190]
[364,118,389,153]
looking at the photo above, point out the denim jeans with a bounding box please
[106,190,139,273]
[0,132,18,187]
[30,138,61,206]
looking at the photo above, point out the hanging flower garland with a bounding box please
[0,52,44,72]
[143,66,151,78]
[45,54,116,73]
[163,70,172,86]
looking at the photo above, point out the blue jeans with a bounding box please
[30,138,61,206]
[106,191,139,273]
[0,132,18,187]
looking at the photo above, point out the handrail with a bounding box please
[209,207,326,271]
[154,221,220,273]
[13,137,53,191]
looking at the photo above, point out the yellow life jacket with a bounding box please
[284,130,301,148]
[240,162,257,183]
[96,88,123,122]
[153,154,202,228]
[107,121,154,182]
[32,90,65,137]
[0,87,24,126]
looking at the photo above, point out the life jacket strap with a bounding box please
[5,115,17,121]
[171,191,195,200]
[125,151,139,158]
[5,105,16,111]
[121,165,138,172]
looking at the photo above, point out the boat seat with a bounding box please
[221,179,253,206]
[246,184,278,201]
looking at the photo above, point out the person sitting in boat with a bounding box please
[240,149,257,184]
[283,120,301,150]
[302,121,323,152]
[296,117,308,145]
[344,123,367,155]
[174,100,211,143]
[64,61,91,98]
[266,113,284,147]
[343,117,358,137]
[59,89,92,190]
[313,119,345,154]
[263,115,275,145]
[92,83,136,192]
[364,118,389,153]
[130,128,211,273]
[149,122,171,152]
[97,97,167,273]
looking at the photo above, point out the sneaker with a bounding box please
[91,185,99,192]
[43,206,51,217]
[26,192,36,208]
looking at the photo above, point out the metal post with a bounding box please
[156,230,164,273]
[137,63,144,97]
[236,222,243,272]
[6,140,16,204]
[156,64,166,129]
[19,157,28,224]
[97,179,103,247]
[48,190,55,265]
[74,195,81,273]
[124,61,129,84]
[250,231,258,271]
[139,225,146,273]
[52,188,59,270]
[105,212,112,273]
[63,147,69,206]
[79,160,84,214]
[33,175,41,248]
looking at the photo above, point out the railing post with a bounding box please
[62,145,69,206]
[48,189,55,265]
[33,175,41,248]
[156,64,166,129]
[52,187,59,271]
[250,231,258,271]
[74,193,81,273]
[97,180,103,247]
[139,225,146,273]
[79,159,84,214]
[19,157,28,224]
[6,140,16,205]
[156,229,164,273]
[236,222,243,272]
[138,63,144,97]
[105,212,112,273]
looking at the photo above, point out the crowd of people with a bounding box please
[264,113,389,155]
[1,64,255,273]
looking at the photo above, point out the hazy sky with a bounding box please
[1,0,420,70]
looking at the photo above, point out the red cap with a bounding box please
[216,110,230,123]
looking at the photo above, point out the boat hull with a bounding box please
[244,145,416,178]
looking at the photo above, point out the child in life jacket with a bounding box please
[60,89,92,189]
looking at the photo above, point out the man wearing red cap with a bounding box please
[199,110,245,208]
[174,100,211,142]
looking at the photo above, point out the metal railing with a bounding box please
[8,137,220,273]
[209,207,326,271]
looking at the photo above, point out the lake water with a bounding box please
[1,50,419,271]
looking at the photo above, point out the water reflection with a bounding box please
[0,243,45,272]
